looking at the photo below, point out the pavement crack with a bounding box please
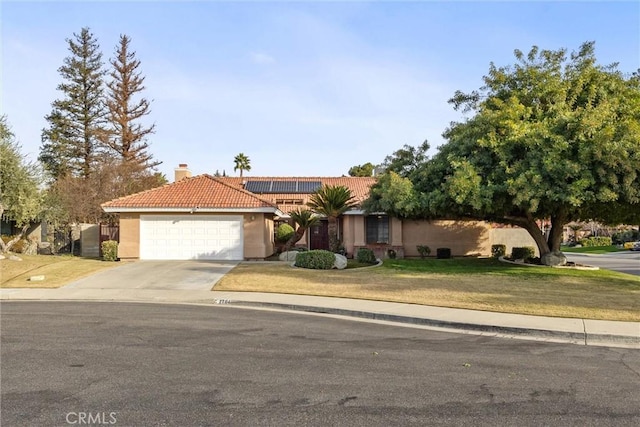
[582,319,587,346]
[337,396,357,406]
[620,352,640,380]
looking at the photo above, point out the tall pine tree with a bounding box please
[104,34,159,170]
[40,27,107,180]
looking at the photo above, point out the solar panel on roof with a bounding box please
[245,180,323,194]
[298,181,322,193]
[245,181,271,193]
[270,181,296,193]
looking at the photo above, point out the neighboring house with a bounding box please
[101,165,536,260]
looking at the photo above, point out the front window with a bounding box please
[366,215,389,244]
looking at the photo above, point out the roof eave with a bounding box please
[102,207,282,214]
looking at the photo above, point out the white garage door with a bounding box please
[140,215,243,260]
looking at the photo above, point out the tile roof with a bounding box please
[218,177,376,214]
[101,175,279,210]
[102,175,378,215]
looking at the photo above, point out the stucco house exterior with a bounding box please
[102,165,536,260]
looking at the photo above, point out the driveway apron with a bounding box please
[64,260,238,290]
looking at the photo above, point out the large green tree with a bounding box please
[103,34,159,170]
[39,30,165,228]
[366,42,640,265]
[0,117,43,253]
[348,162,375,177]
[40,27,107,180]
[307,185,357,252]
[380,140,430,178]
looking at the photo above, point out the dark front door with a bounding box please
[309,220,329,250]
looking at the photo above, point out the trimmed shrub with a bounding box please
[491,244,506,258]
[613,230,639,244]
[356,248,377,264]
[511,246,535,260]
[579,236,613,247]
[101,240,118,261]
[386,248,397,259]
[436,248,451,259]
[275,223,295,243]
[416,245,431,259]
[295,250,335,269]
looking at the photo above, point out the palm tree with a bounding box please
[569,224,583,243]
[233,153,251,177]
[284,209,320,251]
[307,185,357,252]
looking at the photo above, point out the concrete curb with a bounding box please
[218,300,582,341]
[214,300,639,349]
[2,289,638,349]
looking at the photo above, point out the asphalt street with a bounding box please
[565,251,640,276]
[2,302,639,426]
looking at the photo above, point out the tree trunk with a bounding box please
[505,214,551,257]
[547,214,567,253]
[504,212,568,266]
[284,227,307,252]
[327,216,339,252]
[0,224,30,254]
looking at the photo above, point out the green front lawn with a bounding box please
[216,257,640,321]
[1,254,119,288]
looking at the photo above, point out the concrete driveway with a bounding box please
[64,260,238,290]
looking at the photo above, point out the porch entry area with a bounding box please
[309,220,329,250]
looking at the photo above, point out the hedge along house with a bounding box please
[102,165,537,260]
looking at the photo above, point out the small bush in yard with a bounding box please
[491,244,506,258]
[417,245,431,259]
[101,240,118,261]
[275,223,295,243]
[295,250,335,269]
[511,246,535,260]
[356,248,377,264]
[436,248,451,259]
[579,237,613,247]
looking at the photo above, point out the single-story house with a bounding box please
[101,164,536,260]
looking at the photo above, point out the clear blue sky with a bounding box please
[3,0,639,179]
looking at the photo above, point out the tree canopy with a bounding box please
[365,42,640,264]
[38,29,163,228]
[380,140,430,178]
[233,153,251,177]
[348,162,375,177]
[0,116,43,252]
[40,27,107,180]
[103,34,159,169]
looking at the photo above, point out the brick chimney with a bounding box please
[174,164,192,182]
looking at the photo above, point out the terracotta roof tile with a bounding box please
[102,175,279,210]
[102,175,378,215]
